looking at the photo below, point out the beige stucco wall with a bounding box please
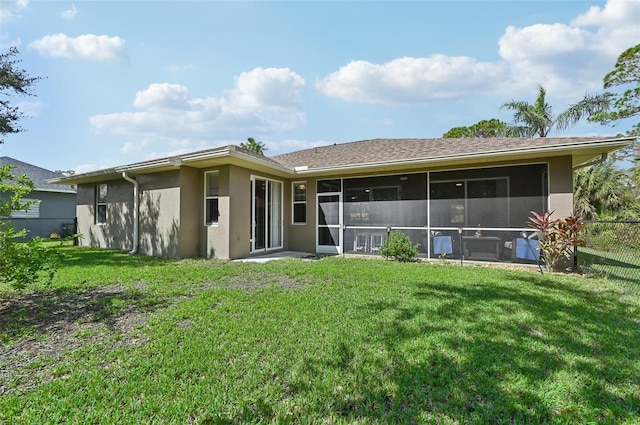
[286,177,317,253]
[547,156,574,218]
[74,154,577,261]
[137,171,181,258]
[178,166,201,258]
[202,165,230,259]
[76,180,134,251]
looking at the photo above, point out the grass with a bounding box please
[578,247,640,292]
[1,247,640,424]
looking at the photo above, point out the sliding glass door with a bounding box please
[251,176,282,252]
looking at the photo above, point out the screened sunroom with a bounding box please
[322,163,548,264]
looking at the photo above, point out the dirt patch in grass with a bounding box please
[0,285,163,395]
[0,271,311,395]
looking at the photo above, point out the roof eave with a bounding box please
[292,137,634,175]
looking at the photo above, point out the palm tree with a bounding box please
[240,137,267,155]
[500,85,610,137]
[573,161,637,220]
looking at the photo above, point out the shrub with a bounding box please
[379,230,420,262]
[529,211,585,273]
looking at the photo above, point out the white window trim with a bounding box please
[96,184,107,225]
[204,170,220,226]
[292,180,307,225]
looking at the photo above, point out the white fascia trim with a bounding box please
[33,188,77,194]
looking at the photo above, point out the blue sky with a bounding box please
[1,0,639,173]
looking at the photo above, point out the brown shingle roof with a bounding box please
[270,137,626,170]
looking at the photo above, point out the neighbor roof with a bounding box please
[1,157,76,193]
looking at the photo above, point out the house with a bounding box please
[1,157,77,239]
[49,137,634,264]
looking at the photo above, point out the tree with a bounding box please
[0,47,60,291]
[590,43,640,129]
[443,119,508,138]
[589,43,640,189]
[573,160,639,220]
[1,47,41,144]
[500,85,609,137]
[240,137,267,155]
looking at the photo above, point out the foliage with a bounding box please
[0,227,62,291]
[529,211,585,272]
[443,118,508,138]
[1,47,41,143]
[590,43,640,129]
[500,85,609,137]
[379,230,419,262]
[0,165,61,290]
[1,254,640,423]
[573,160,640,220]
[240,137,267,155]
[0,164,34,216]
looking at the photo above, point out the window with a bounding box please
[292,181,306,224]
[205,171,219,225]
[96,184,107,224]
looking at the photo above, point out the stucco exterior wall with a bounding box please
[547,156,574,218]
[76,180,133,251]
[201,165,230,259]
[286,177,317,253]
[137,171,181,258]
[178,166,201,258]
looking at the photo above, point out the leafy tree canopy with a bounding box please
[443,119,508,138]
[240,137,267,155]
[0,47,41,143]
[590,43,640,129]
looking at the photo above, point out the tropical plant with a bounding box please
[379,230,420,262]
[240,137,267,155]
[529,211,585,273]
[500,85,609,137]
[574,161,639,220]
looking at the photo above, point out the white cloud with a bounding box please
[0,0,28,23]
[90,67,307,149]
[497,0,640,97]
[27,33,127,62]
[61,4,78,20]
[166,63,194,73]
[317,55,506,104]
[318,0,640,105]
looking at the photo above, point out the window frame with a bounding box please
[292,181,307,225]
[204,171,220,226]
[96,184,107,225]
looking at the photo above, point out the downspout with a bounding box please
[121,172,139,254]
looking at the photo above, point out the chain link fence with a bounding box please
[578,220,640,292]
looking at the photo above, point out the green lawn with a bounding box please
[1,247,639,424]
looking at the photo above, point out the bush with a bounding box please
[380,230,420,262]
[0,225,62,291]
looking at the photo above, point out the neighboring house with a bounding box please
[1,157,77,239]
[49,137,634,264]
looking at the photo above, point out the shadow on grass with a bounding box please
[577,249,640,291]
[0,285,169,343]
[288,274,640,423]
[56,246,171,268]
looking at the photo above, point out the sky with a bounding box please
[0,0,639,174]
